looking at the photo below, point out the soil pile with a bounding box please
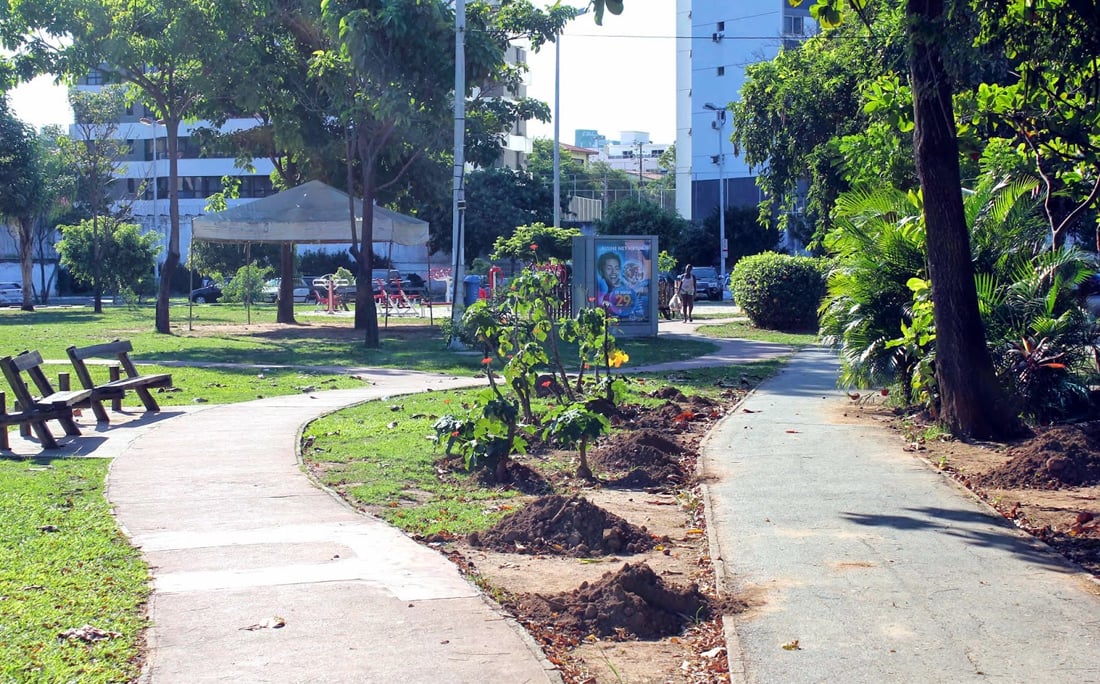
[512,562,711,640]
[974,422,1100,489]
[589,428,688,488]
[469,494,656,557]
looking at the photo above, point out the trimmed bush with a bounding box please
[730,252,828,331]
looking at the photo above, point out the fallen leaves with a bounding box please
[240,616,286,631]
[58,624,122,643]
[781,639,801,651]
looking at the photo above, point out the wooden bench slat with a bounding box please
[65,341,173,423]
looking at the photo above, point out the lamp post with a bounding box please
[704,103,727,293]
[553,7,588,228]
[139,117,163,278]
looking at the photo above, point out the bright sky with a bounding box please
[7,1,677,144]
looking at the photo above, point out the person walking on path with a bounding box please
[676,264,697,322]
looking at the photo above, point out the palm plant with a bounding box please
[819,187,927,399]
[822,172,1098,422]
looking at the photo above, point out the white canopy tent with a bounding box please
[191,180,429,246]
[188,180,431,324]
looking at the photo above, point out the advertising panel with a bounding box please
[594,238,653,323]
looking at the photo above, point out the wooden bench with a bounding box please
[0,351,93,449]
[65,340,173,423]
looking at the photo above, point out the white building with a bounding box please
[73,73,276,269]
[600,131,669,179]
[675,1,816,221]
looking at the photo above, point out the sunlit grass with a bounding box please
[0,458,147,683]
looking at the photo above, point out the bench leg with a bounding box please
[109,366,123,412]
[28,419,60,449]
[89,398,111,423]
[134,387,161,412]
[58,413,82,437]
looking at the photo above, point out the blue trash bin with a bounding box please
[463,275,481,307]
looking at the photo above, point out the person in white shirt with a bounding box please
[676,264,697,322]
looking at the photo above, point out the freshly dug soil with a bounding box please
[510,562,711,640]
[469,494,657,557]
[585,428,689,489]
[973,422,1100,489]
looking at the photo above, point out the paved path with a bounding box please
[96,371,559,684]
[703,347,1100,683]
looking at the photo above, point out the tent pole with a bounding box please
[188,230,194,331]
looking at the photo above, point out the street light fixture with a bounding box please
[139,117,164,278]
[703,103,727,294]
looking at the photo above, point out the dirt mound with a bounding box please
[469,495,656,557]
[588,429,688,489]
[512,562,710,640]
[974,422,1100,489]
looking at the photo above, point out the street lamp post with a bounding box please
[704,103,727,294]
[139,117,163,278]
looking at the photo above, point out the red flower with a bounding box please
[530,243,538,250]
[481,357,492,365]
[450,430,460,437]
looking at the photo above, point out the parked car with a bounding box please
[689,267,723,300]
[262,277,317,303]
[189,281,223,304]
[370,269,416,296]
[0,282,23,307]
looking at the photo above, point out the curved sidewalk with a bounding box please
[104,371,560,684]
[703,347,1100,683]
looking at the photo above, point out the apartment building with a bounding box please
[675,0,815,221]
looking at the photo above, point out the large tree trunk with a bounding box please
[907,0,1020,439]
[17,217,34,311]
[155,120,182,334]
[355,129,380,348]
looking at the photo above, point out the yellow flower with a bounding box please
[607,350,630,368]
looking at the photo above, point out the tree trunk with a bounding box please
[276,243,296,324]
[907,0,1020,439]
[356,129,380,348]
[17,217,35,311]
[155,119,182,334]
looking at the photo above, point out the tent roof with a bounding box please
[190,180,429,246]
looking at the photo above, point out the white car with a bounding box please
[0,282,23,307]
[262,277,316,303]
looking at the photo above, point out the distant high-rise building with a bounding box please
[676,1,816,221]
[574,129,607,151]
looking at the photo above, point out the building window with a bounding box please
[717,66,725,76]
[86,70,104,86]
[717,21,724,31]
[784,15,804,35]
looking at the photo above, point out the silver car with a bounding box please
[0,282,23,306]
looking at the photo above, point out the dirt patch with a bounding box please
[588,428,690,490]
[469,494,657,557]
[508,562,711,640]
[440,385,744,683]
[972,422,1100,489]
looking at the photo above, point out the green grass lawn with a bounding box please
[0,302,796,682]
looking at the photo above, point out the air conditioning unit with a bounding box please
[712,32,724,42]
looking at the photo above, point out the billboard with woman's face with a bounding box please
[594,238,652,323]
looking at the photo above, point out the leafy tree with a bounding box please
[596,197,692,263]
[491,223,581,264]
[787,0,1021,439]
[464,167,554,259]
[308,0,570,347]
[31,125,82,304]
[526,137,587,220]
[3,0,238,332]
[733,11,904,241]
[973,0,1100,248]
[701,204,783,271]
[58,87,132,313]
[220,262,273,304]
[0,96,43,310]
[56,219,159,297]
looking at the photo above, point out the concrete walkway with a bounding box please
[9,330,1100,682]
[97,371,560,684]
[703,347,1100,683]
